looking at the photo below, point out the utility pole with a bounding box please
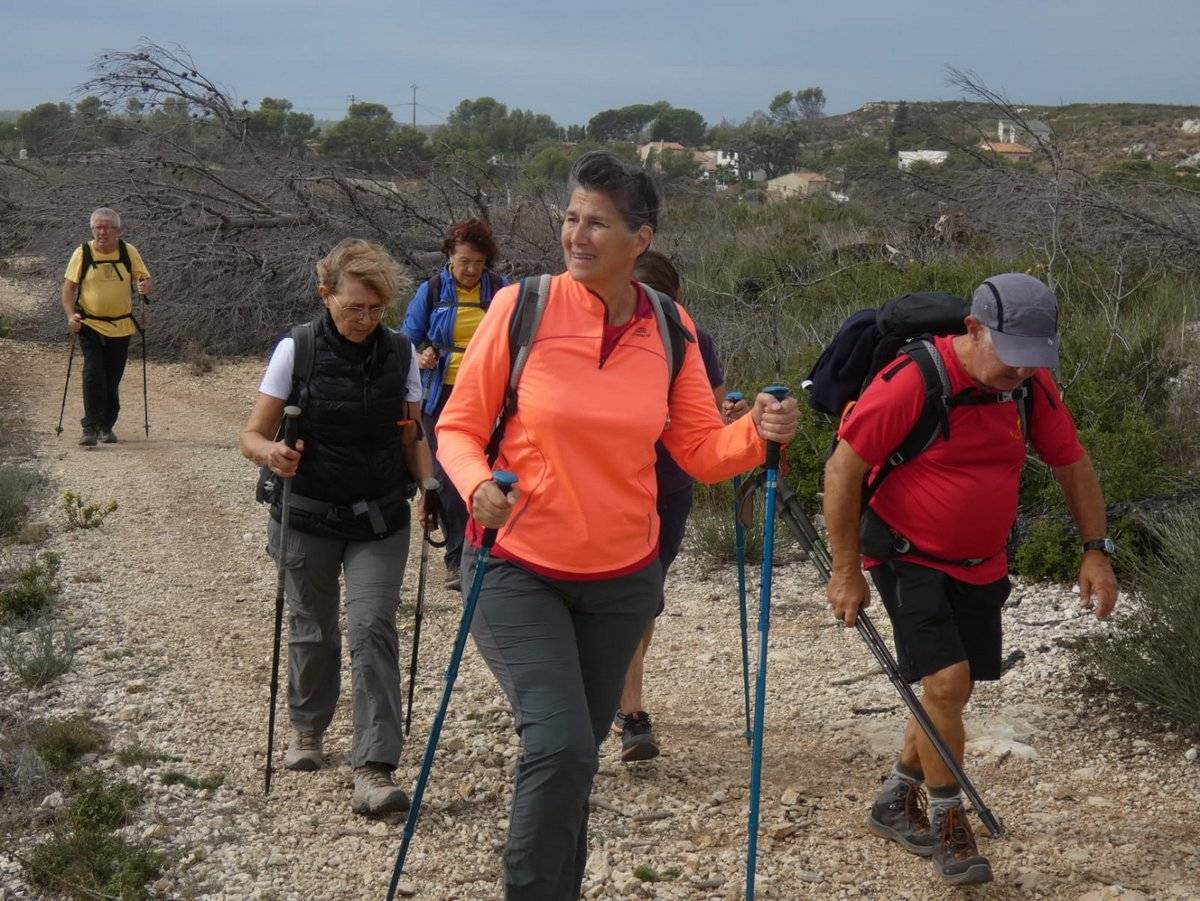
[409,84,418,129]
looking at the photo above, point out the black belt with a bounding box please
[288,486,409,536]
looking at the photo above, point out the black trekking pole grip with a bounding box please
[281,405,301,448]
[481,470,518,549]
[761,385,790,469]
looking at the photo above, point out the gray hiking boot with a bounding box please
[930,804,993,885]
[352,763,410,815]
[867,777,934,856]
[283,729,323,771]
[99,428,118,444]
[444,563,462,593]
[79,428,99,447]
[620,710,660,762]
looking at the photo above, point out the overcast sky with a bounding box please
[2,1,1195,125]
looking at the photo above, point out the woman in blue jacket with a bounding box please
[402,218,507,589]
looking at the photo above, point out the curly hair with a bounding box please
[568,150,659,233]
[441,218,499,267]
[316,238,409,303]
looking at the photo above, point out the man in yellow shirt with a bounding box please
[61,207,151,446]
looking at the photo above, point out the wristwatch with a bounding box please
[420,477,440,493]
[1082,537,1115,555]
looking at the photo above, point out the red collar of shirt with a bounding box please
[600,282,653,364]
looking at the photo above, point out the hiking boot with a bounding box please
[444,565,462,593]
[283,729,323,771]
[352,763,411,815]
[931,804,993,885]
[79,428,98,447]
[99,428,118,444]
[867,777,934,856]
[611,709,627,737]
[620,710,660,762]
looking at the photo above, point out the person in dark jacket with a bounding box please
[240,238,436,815]
[402,218,508,590]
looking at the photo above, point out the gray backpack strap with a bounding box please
[290,320,318,408]
[509,274,552,390]
[640,283,676,384]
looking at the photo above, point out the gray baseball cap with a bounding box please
[970,273,1059,368]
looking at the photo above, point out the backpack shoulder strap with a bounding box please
[386,327,414,393]
[483,274,552,465]
[78,241,94,285]
[426,273,443,305]
[639,282,693,388]
[863,339,952,503]
[117,239,132,277]
[289,320,318,409]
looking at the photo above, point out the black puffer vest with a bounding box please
[273,313,414,541]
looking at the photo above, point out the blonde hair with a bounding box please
[316,238,409,303]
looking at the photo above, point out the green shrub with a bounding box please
[0,463,44,535]
[29,716,107,772]
[689,480,764,565]
[1013,518,1077,582]
[0,551,62,623]
[63,772,143,831]
[61,490,118,530]
[23,827,162,901]
[115,743,175,767]
[159,769,224,790]
[0,613,75,687]
[1070,510,1200,727]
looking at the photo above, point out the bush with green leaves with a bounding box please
[0,613,75,687]
[1070,510,1200,727]
[29,716,107,772]
[0,463,45,536]
[61,490,118,530]
[0,551,62,624]
[22,772,161,901]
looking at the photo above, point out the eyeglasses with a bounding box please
[333,296,388,321]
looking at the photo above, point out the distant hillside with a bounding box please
[0,110,22,123]
[823,101,1200,172]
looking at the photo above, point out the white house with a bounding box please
[898,150,949,171]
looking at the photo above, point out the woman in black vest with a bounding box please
[240,238,436,815]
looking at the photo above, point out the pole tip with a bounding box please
[492,470,518,492]
[283,405,302,419]
[725,391,744,403]
[762,384,790,401]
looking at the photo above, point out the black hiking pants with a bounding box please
[78,325,130,432]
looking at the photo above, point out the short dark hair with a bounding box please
[634,249,680,300]
[441,218,498,267]
[568,150,659,233]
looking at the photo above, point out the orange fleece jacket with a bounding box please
[436,274,767,577]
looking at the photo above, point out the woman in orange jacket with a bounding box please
[436,150,798,900]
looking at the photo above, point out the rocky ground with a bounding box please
[1,275,1198,900]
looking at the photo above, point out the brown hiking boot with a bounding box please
[867,778,934,856]
[283,729,323,771]
[352,763,410,815]
[931,804,993,885]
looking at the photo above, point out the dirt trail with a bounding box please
[1,276,1198,900]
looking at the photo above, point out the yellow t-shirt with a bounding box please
[443,283,486,386]
[64,241,151,338]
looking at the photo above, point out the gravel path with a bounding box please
[1,277,1198,900]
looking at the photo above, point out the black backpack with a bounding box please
[482,275,692,465]
[78,239,134,284]
[254,319,413,504]
[805,291,1034,504]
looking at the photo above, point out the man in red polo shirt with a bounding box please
[823,273,1119,886]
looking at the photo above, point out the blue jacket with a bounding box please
[401,266,507,414]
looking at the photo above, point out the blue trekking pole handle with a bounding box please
[746,385,789,901]
[387,469,517,900]
[727,392,752,748]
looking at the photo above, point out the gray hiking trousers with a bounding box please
[268,518,410,769]
[463,544,660,900]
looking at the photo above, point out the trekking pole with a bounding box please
[405,504,446,736]
[769,477,1003,838]
[55,334,77,436]
[727,391,752,747]
[263,405,302,796]
[387,470,518,900]
[139,290,149,437]
[745,385,790,901]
